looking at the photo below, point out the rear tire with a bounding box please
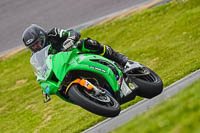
[128,67,163,98]
[68,84,120,117]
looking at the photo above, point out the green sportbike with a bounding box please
[31,45,163,117]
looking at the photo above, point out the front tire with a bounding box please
[68,84,120,117]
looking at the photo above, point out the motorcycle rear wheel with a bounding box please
[127,67,163,98]
[68,84,120,117]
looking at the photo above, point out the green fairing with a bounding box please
[39,47,123,101]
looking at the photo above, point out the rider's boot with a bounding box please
[103,45,137,73]
[103,45,128,68]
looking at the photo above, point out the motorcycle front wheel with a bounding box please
[68,84,120,117]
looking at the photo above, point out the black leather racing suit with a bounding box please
[47,27,128,67]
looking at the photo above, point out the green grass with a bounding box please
[111,78,200,133]
[0,0,200,132]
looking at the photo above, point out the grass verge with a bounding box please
[111,78,200,133]
[0,0,200,132]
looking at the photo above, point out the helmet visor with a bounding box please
[29,39,43,53]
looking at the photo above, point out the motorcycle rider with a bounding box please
[22,24,129,68]
[22,24,132,102]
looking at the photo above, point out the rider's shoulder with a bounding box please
[47,27,58,36]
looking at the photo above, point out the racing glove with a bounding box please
[62,37,75,51]
[62,29,81,51]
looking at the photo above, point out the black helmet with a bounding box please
[22,24,48,53]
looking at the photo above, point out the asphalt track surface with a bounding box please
[0,0,157,55]
[83,69,200,133]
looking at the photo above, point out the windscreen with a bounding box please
[30,45,51,80]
